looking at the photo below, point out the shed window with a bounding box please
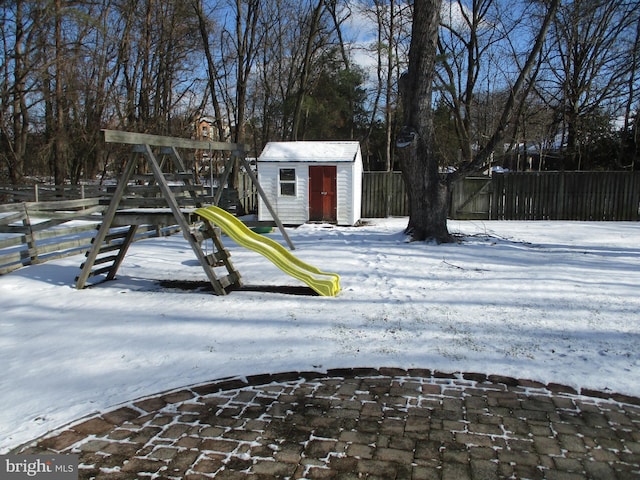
[279,168,296,196]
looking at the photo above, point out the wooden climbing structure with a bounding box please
[75,130,291,295]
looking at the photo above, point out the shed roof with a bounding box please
[258,141,360,163]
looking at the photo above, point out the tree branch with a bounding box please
[452,0,561,180]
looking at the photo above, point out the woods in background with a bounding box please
[1,0,639,186]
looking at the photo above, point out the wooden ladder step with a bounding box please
[96,243,125,254]
[80,254,117,270]
[190,230,206,244]
[74,264,116,283]
[104,230,131,242]
[89,265,116,278]
[189,217,242,294]
[205,250,231,267]
[218,272,241,290]
[93,254,119,266]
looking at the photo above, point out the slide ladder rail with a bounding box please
[195,206,340,296]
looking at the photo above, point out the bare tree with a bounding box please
[436,0,531,168]
[538,0,637,169]
[370,0,402,171]
[52,0,67,185]
[291,0,326,140]
[232,0,260,145]
[250,0,343,143]
[192,0,226,142]
[251,0,286,142]
[620,7,640,170]
[70,0,120,183]
[400,0,559,242]
[111,0,202,135]
[397,0,449,241]
[622,7,640,171]
[356,0,411,171]
[0,0,41,183]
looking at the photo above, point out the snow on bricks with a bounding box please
[11,369,640,479]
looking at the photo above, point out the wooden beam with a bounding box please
[142,144,229,295]
[102,129,248,153]
[75,153,139,289]
[112,210,196,226]
[238,155,295,251]
[213,155,235,206]
[106,225,138,281]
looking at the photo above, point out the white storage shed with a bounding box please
[257,141,363,226]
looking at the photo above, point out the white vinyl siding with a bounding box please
[258,164,308,225]
[257,141,362,226]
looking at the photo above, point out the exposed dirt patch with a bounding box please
[158,280,317,296]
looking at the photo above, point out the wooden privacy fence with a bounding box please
[361,172,492,218]
[363,171,640,221]
[491,172,640,220]
[362,171,408,217]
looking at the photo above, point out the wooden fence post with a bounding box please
[21,203,38,265]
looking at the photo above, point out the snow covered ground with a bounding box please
[1,218,639,453]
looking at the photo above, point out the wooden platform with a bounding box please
[111,209,275,228]
[111,209,197,227]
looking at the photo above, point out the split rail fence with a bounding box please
[0,198,181,275]
[0,184,251,276]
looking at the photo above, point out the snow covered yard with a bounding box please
[0,218,639,453]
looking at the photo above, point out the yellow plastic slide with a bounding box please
[195,206,340,296]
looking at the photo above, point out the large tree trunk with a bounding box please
[398,0,451,243]
[400,141,451,242]
[53,0,67,186]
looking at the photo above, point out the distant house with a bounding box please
[257,141,363,226]
[193,117,218,177]
[194,117,232,177]
[196,117,216,141]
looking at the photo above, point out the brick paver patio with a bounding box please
[13,368,640,479]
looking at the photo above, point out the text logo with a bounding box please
[1,455,78,480]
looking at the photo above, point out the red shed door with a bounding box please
[309,165,337,222]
